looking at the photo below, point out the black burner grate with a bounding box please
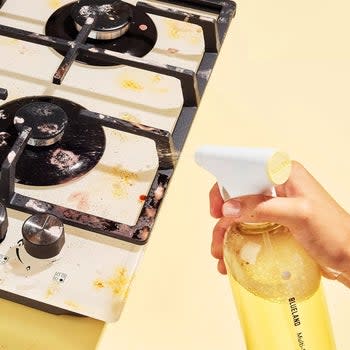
[0,90,175,244]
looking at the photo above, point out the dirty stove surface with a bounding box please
[0,0,235,321]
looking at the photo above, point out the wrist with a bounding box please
[334,212,350,288]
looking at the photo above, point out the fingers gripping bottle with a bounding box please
[195,146,336,350]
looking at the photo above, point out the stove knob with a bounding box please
[0,202,8,243]
[22,214,65,259]
[0,88,8,100]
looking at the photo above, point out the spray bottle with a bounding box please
[195,145,336,350]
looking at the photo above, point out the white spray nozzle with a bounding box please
[195,145,291,201]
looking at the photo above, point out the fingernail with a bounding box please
[222,201,241,217]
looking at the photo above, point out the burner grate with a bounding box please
[0,22,199,107]
[0,89,176,244]
[53,14,98,84]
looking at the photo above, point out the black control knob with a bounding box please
[0,202,8,243]
[22,214,65,259]
[0,88,8,100]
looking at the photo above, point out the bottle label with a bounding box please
[267,151,291,185]
[288,297,306,350]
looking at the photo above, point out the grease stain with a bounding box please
[166,19,202,45]
[93,267,129,298]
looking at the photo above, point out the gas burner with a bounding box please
[0,96,105,186]
[45,1,157,66]
[71,0,133,40]
[14,102,68,147]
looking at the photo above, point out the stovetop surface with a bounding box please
[0,0,235,321]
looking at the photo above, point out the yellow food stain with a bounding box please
[150,74,169,93]
[112,167,138,198]
[45,283,59,298]
[119,267,127,275]
[92,267,130,298]
[98,164,138,198]
[94,280,105,289]
[109,268,129,297]
[118,73,169,95]
[154,87,169,94]
[46,288,54,298]
[113,167,138,185]
[152,74,162,83]
[64,300,81,310]
[112,183,127,198]
[166,20,201,45]
[121,79,144,92]
[120,112,140,124]
[49,0,62,9]
[0,37,18,45]
[99,164,139,183]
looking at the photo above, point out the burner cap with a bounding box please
[71,0,133,40]
[14,102,68,147]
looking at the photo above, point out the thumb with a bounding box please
[222,195,310,230]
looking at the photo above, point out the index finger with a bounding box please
[209,183,224,218]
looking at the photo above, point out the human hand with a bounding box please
[209,161,350,288]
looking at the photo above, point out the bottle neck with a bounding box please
[237,222,282,234]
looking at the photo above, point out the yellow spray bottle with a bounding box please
[195,145,336,350]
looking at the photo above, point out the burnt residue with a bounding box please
[67,191,90,212]
[131,172,171,242]
[72,0,132,40]
[0,96,105,186]
[0,110,173,244]
[50,148,80,171]
[7,170,171,245]
[0,132,10,148]
[0,110,7,119]
[53,62,70,83]
[14,101,68,146]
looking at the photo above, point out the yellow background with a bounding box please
[1,0,350,349]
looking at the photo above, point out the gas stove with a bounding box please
[0,0,235,322]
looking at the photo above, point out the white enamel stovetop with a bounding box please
[0,0,206,321]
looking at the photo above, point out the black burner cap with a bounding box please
[72,0,132,39]
[14,102,68,147]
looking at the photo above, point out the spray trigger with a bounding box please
[194,145,291,201]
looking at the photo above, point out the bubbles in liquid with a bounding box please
[224,224,321,303]
[281,271,292,280]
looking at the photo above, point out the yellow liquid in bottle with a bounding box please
[229,274,336,350]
